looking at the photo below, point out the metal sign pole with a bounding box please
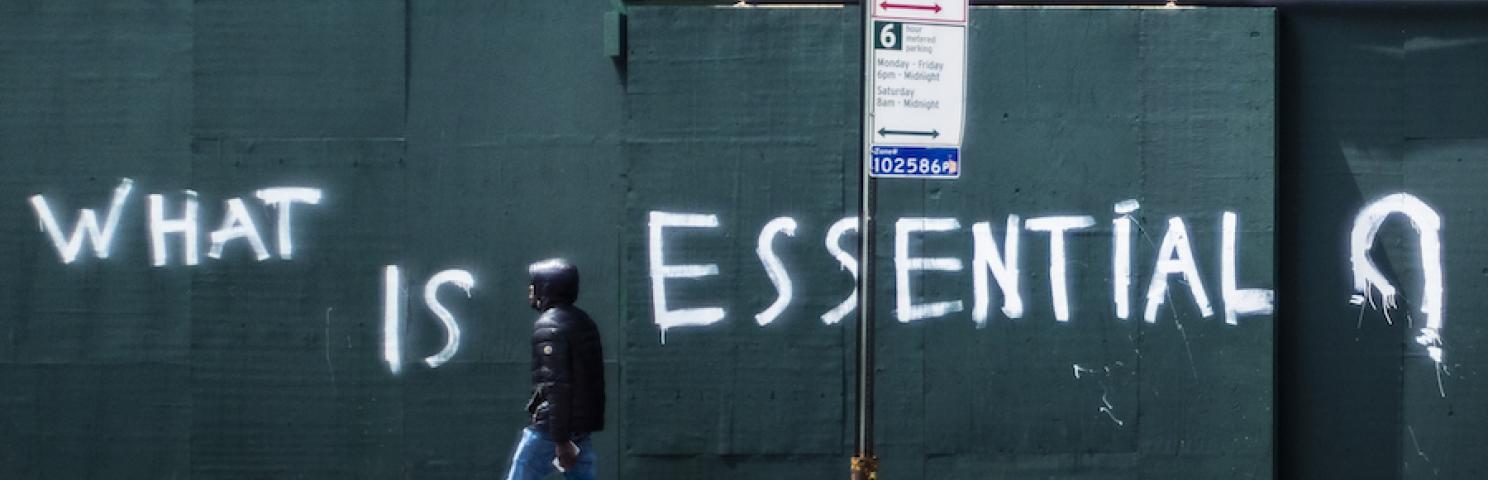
[856,1,966,476]
[852,0,878,477]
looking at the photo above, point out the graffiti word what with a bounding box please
[29,178,321,266]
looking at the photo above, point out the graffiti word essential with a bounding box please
[647,200,1275,344]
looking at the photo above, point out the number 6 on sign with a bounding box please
[875,22,902,50]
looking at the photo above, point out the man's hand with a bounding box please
[555,440,580,470]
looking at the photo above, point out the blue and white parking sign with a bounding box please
[869,145,960,179]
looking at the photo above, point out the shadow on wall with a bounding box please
[1276,4,1487,478]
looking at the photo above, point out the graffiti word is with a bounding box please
[381,266,475,373]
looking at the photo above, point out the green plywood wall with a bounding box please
[6,1,1486,479]
[623,6,1273,478]
[1277,6,1488,479]
[0,2,1275,478]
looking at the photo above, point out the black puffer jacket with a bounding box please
[527,261,605,442]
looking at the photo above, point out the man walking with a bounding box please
[506,259,606,480]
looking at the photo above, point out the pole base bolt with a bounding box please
[852,455,879,480]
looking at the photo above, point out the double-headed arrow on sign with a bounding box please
[877,127,940,138]
[879,1,942,13]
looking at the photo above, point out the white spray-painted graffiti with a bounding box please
[821,217,860,325]
[972,215,1022,326]
[648,212,726,344]
[648,201,1276,338]
[381,266,476,373]
[30,178,134,264]
[30,178,322,266]
[755,216,799,327]
[383,265,405,374]
[1026,215,1096,322]
[25,181,1446,379]
[208,197,271,261]
[257,187,323,260]
[895,217,965,322]
[647,193,1447,360]
[1143,216,1214,323]
[1348,193,1447,395]
[1112,200,1139,320]
[1223,212,1275,326]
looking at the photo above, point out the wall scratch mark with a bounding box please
[1073,361,1126,428]
[1132,218,1200,381]
[324,307,337,393]
[1407,425,1439,477]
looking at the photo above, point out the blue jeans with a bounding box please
[505,427,597,480]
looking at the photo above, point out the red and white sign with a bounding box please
[872,0,968,25]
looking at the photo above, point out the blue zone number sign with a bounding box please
[869,145,960,178]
